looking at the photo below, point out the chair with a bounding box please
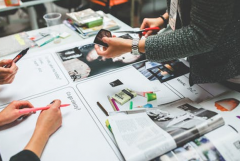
[54,0,84,12]
[90,0,128,13]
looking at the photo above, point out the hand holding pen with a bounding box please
[0,59,18,85]
[0,101,34,126]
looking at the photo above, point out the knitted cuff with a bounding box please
[159,15,168,28]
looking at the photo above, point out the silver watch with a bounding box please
[131,38,140,55]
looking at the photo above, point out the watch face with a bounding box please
[94,29,112,47]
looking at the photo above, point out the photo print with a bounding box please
[145,101,222,147]
[56,43,146,82]
[133,60,190,83]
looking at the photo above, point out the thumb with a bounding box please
[102,37,109,43]
[0,59,12,67]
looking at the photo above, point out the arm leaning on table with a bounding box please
[9,100,62,161]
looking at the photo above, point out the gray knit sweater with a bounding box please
[145,0,240,85]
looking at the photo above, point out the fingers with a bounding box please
[12,100,34,109]
[49,99,61,109]
[145,30,153,37]
[95,44,107,56]
[0,59,12,67]
[140,18,149,30]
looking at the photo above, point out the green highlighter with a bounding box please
[39,36,60,47]
[129,101,133,110]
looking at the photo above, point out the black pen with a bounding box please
[97,102,109,116]
[4,48,30,68]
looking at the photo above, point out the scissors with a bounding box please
[114,27,160,35]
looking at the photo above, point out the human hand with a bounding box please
[140,17,164,37]
[0,101,34,126]
[34,99,62,138]
[95,37,132,58]
[0,59,18,85]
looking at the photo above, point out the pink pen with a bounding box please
[19,104,70,114]
[111,99,119,111]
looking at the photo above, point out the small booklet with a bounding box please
[107,98,224,161]
[66,8,103,27]
[77,11,120,37]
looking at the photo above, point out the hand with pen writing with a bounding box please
[23,99,62,158]
[0,59,18,85]
[0,101,34,126]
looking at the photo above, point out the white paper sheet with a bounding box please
[0,53,69,107]
[0,88,122,161]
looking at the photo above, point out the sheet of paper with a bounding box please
[0,88,122,161]
[0,52,69,107]
[76,66,181,113]
[165,74,228,103]
[200,91,240,132]
[108,113,177,161]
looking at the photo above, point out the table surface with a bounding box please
[0,13,239,161]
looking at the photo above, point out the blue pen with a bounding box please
[39,36,60,47]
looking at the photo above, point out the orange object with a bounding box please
[215,98,239,111]
[4,0,20,6]
[90,0,128,7]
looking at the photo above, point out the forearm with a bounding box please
[24,129,49,158]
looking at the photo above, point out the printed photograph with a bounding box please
[145,102,221,147]
[133,60,189,83]
[56,43,146,81]
[153,136,225,161]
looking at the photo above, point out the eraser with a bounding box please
[112,88,137,105]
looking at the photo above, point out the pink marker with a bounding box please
[111,99,119,111]
[19,104,70,114]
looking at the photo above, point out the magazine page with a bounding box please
[199,90,240,132]
[56,43,146,82]
[108,98,224,161]
[154,125,240,161]
[110,98,224,146]
[108,113,177,161]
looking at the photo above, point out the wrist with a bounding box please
[0,112,7,126]
[159,15,168,28]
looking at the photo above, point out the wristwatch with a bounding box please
[131,38,140,55]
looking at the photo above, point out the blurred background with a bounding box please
[0,0,167,37]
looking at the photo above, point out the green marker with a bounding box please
[39,36,60,47]
[129,101,133,110]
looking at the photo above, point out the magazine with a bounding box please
[153,125,240,161]
[56,42,146,82]
[107,98,224,161]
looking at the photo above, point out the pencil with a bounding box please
[107,95,116,111]
[97,102,109,116]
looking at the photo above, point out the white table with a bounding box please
[0,0,60,29]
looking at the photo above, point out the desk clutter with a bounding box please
[64,8,120,38]
[1,7,240,161]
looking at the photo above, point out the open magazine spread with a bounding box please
[108,98,225,161]
[154,125,240,161]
